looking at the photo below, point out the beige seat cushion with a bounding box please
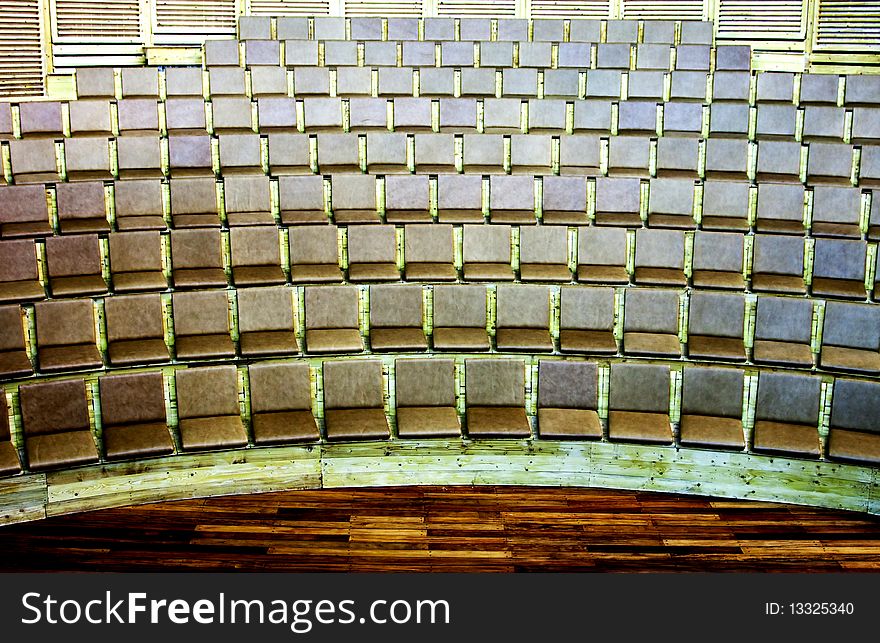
[26,430,99,471]
[305,329,363,354]
[466,406,531,438]
[559,329,617,354]
[679,414,744,450]
[103,422,174,460]
[537,408,601,439]
[179,415,248,451]
[397,406,461,438]
[252,410,320,445]
[827,429,880,466]
[623,332,681,357]
[325,408,389,441]
[753,420,820,457]
[432,327,490,351]
[608,411,672,444]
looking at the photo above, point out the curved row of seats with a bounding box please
[2,358,879,478]
[2,283,879,380]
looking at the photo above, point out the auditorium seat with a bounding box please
[752,296,814,367]
[99,371,174,460]
[347,225,400,282]
[537,360,602,440]
[465,358,531,438]
[806,142,854,185]
[168,135,214,177]
[304,286,363,354]
[289,225,342,283]
[171,290,236,361]
[679,367,745,450]
[607,363,673,444]
[393,98,432,132]
[510,135,552,174]
[230,226,285,287]
[560,134,602,174]
[117,99,160,134]
[322,360,390,440]
[218,134,262,174]
[646,178,695,229]
[0,395,22,476]
[64,137,112,181]
[558,286,617,354]
[279,175,327,225]
[114,179,167,231]
[68,99,112,136]
[268,133,310,175]
[349,98,389,132]
[656,137,700,178]
[423,71,456,100]
[257,97,297,131]
[108,231,167,293]
[332,175,379,225]
[247,362,319,445]
[810,186,862,239]
[528,98,567,130]
[622,288,681,358]
[403,224,456,281]
[464,134,505,173]
[755,183,805,234]
[175,366,249,451]
[169,228,227,289]
[0,240,44,303]
[208,67,246,97]
[577,227,629,284]
[870,192,880,241]
[170,178,220,229]
[318,134,360,173]
[104,293,169,366]
[19,379,99,471]
[827,379,880,466]
[337,68,372,97]
[811,238,868,300]
[618,100,657,135]
[18,101,63,137]
[237,286,299,358]
[519,226,571,282]
[165,97,208,134]
[432,285,490,352]
[204,40,240,67]
[819,302,880,374]
[0,185,51,239]
[852,107,880,145]
[55,182,109,234]
[705,138,749,180]
[542,176,588,225]
[117,135,163,178]
[45,234,108,297]
[437,175,483,223]
[462,225,513,281]
[489,175,536,224]
[0,305,33,378]
[395,358,461,438]
[495,284,553,352]
[753,372,821,458]
[700,180,750,232]
[302,97,342,130]
[750,234,806,295]
[594,177,641,227]
[803,105,846,141]
[385,176,430,223]
[633,229,687,287]
[691,231,745,290]
[9,139,59,184]
[368,284,427,352]
[686,292,746,362]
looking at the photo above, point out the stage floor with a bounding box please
[1,486,879,572]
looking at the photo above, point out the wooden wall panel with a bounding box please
[0,0,44,96]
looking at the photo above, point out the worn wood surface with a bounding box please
[1,486,880,572]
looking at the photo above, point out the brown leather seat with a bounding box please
[558,286,617,354]
[114,179,167,231]
[348,225,400,282]
[332,175,379,224]
[607,363,673,444]
[810,186,862,239]
[289,225,343,283]
[537,360,602,439]
[175,366,249,451]
[404,224,457,281]
[117,134,163,179]
[432,285,490,352]
[278,175,327,225]
[225,175,275,227]
[0,395,22,477]
[633,229,687,286]
[0,240,44,303]
[170,228,228,289]
[754,183,805,234]
[56,182,110,234]
[395,358,461,438]
[0,184,52,239]
[20,379,100,471]
[104,294,170,366]
[385,175,431,223]
[811,238,868,300]
[542,176,588,225]
[437,174,484,224]
[686,292,746,361]
[108,231,168,293]
[701,180,750,232]
[751,234,806,295]
[819,302,880,374]
[34,299,103,373]
[465,359,531,438]
[752,296,814,367]
[45,234,108,297]
[519,226,571,282]
[752,372,821,457]
[646,177,696,229]
[9,139,60,184]
[237,286,299,357]
[170,177,221,228]
[0,304,33,378]
[679,367,745,449]
[99,371,174,460]
[304,286,363,354]
[495,284,554,352]
[248,362,320,445]
[622,288,682,357]
[368,284,427,352]
[462,224,514,281]
[172,290,236,361]
[230,226,286,287]
[827,379,880,465]
[489,175,537,224]
[595,177,642,226]
[323,360,390,440]
[691,231,745,290]
[577,227,629,285]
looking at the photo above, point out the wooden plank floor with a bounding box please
[1,486,879,572]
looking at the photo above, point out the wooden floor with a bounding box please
[1,486,879,572]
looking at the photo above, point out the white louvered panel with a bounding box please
[717,0,805,40]
[437,1,516,17]
[529,1,611,18]
[621,0,706,20]
[53,0,141,40]
[0,0,44,96]
[154,0,238,33]
[345,0,422,16]
[814,0,880,51]
[249,0,331,15]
